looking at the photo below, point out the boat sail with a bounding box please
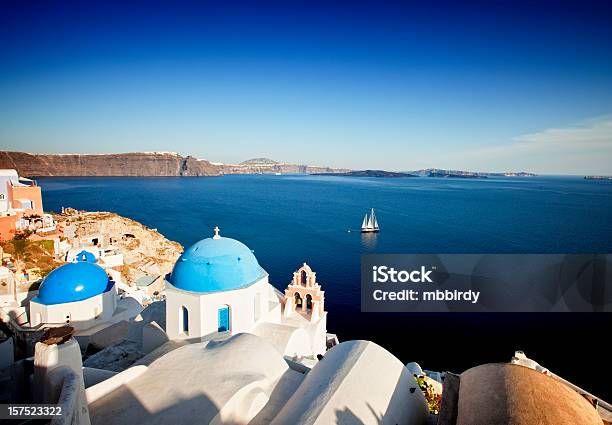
[361,208,380,233]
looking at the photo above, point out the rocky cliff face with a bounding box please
[0,151,350,177]
[58,209,183,284]
[0,151,221,177]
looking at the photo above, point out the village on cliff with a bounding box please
[0,167,610,425]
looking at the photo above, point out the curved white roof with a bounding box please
[252,322,311,358]
[271,340,429,425]
[89,333,289,425]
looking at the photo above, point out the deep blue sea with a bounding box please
[36,174,612,399]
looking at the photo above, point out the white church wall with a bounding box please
[165,285,204,340]
[263,300,282,325]
[30,289,116,330]
[262,283,282,324]
[311,313,327,356]
[165,275,279,340]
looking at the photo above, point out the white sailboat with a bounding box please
[361,208,380,233]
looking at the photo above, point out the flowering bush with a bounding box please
[415,375,442,414]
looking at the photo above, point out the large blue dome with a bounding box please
[169,236,265,293]
[35,262,113,305]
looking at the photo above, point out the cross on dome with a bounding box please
[213,226,221,239]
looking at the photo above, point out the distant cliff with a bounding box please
[221,158,351,174]
[0,151,221,177]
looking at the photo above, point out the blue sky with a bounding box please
[1,1,612,174]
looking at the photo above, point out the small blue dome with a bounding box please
[35,262,112,305]
[75,250,96,263]
[169,236,265,293]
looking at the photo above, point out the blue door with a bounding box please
[218,306,230,332]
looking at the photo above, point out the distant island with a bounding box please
[426,171,487,179]
[409,168,537,178]
[313,169,417,178]
[221,157,351,175]
[317,168,538,179]
[584,175,612,181]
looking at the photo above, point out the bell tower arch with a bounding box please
[284,263,325,321]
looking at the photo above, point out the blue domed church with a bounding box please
[165,227,282,339]
[164,227,328,359]
[29,261,118,330]
[27,256,143,342]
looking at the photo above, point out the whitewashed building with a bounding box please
[29,262,118,329]
[164,227,327,360]
[26,261,142,346]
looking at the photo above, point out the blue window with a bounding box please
[181,306,189,334]
[218,306,230,332]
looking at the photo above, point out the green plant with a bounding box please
[415,375,442,414]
